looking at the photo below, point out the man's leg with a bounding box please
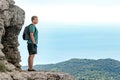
[28,54,35,70]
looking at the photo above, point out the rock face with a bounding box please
[0,71,75,80]
[0,0,25,70]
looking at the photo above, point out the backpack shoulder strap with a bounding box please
[28,24,37,32]
[28,24,33,27]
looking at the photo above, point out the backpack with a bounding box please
[22,24,33,40]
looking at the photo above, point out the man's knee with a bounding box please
[29,54,35,58]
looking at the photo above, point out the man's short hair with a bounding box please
[31,16,38,22]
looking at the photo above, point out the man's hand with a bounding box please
[33,44,37,48]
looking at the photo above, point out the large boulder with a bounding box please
[0,0,25,70]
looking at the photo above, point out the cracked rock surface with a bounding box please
[0,71,75,80]
[0,0,25,70]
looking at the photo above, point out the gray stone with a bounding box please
[0,0,25,70]
[0,0,9,10]
[0,50,5,60]
[3,60,16,71]
[6,71,75,80]
[0,73,12,80]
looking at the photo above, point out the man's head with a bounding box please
[31,16,38,24]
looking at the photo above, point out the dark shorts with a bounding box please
[27,43,37,55]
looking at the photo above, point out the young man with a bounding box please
[27,16,38,71]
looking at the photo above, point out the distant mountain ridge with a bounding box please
[22,58,120,80]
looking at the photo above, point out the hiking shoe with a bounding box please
[28,69,36,71]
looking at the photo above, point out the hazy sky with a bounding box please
[15,0,120,26]
[14,0,120,66]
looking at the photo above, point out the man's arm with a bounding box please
[30,33,36,44]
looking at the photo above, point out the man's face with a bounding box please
[33,18,38,24]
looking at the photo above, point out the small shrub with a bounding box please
[0,63,6,72]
